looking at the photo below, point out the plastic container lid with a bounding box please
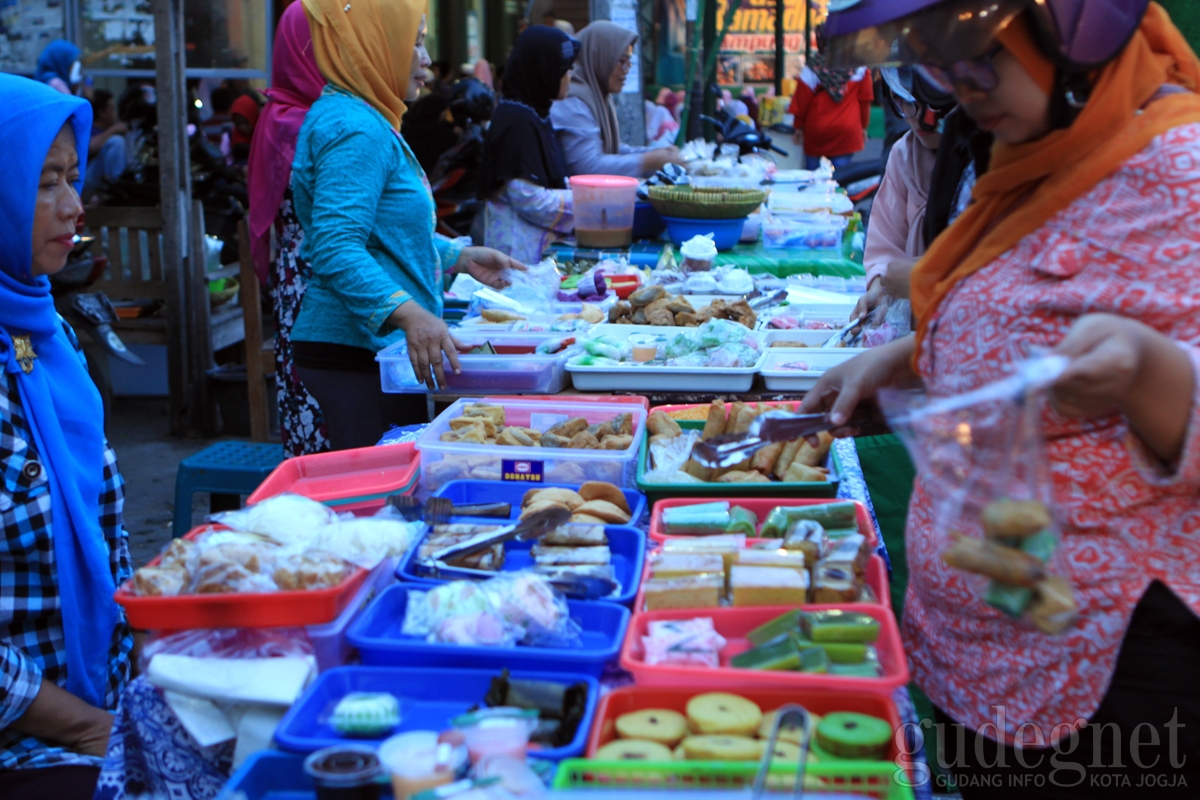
[303,744,382,788]
[570,175,640,188]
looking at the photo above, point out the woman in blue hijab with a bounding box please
[0,75,133,799]
[34,40,82,95]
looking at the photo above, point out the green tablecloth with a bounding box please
[714,242,866,279]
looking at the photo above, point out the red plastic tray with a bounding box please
[246,443,419,514]
[115,526,371,631]
[649,498,878,547]
[620,604,909,695]
[633,550,891,613]
[587,685,904,764]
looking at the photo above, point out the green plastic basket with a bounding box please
[636,420,840,505]
[551,759,915,800]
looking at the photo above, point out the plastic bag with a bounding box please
[401,572,580,648]
[881,355,1079,634]
[141,627,315,673]
[208,493,339,545]
[847,296,912,349]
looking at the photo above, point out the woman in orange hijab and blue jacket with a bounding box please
[806,1,1200,795]
[292,0,524,450]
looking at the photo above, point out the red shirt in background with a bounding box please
[789,67,873,158]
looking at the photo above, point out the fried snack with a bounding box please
[133,565,188,597]
[941,533,1046,587]
[480,309,526,322]
[192,562,264,594]
[575,499,631,524]
[547,462,587,484]
[601,434,634,450]
[568,431,602,449]
[675,312,699,327]
[666,296,695,315]
[497,428,537,447]
[524,488,585,510]
[785,462,829,483]
[548,417,589,439]
[274,549,352,591]
[750,442,784,475]
[645,299,676,326]
[632,306,648,325]
[578,481,631,514]
[773,440,804,479]
[450,416,496,438]
[570,513,607,523]
[683,459,713,482]
[628,285,666,307]
[647,410,682,438]
[463,403,506,426]
[425,459,469,485]
[609,302,632,322]
[717,471,771,483]
[541,433,569,448]
[617,413,634,436]
[542,524,608,546]
[729,403,758,435]
[197,542,272,574]
[1028,575,1078,634]
[701,400,727,439]
[580,303,606,324]
[521,499,571,519]
[160,538,195,569]
[981,500,1052,539]
[440,432,460,442]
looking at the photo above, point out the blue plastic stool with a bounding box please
[172,441,285,538]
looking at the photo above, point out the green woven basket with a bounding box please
[647,186,767,220]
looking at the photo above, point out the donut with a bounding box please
[815,712,892,760]
[595,739,675,761]
[615,709,688,747]
[686,693,763,736]
[682,735,762,761]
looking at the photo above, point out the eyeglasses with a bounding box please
[617,55,632,71]
[916,44,1003,94]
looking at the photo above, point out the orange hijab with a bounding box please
[301,0,424,131]
[910,3,1200,360]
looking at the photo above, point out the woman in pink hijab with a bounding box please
[246,0,329,456]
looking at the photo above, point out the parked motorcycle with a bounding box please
[701,110,789,159]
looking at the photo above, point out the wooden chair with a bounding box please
[237,219,276,442]
[82,203,246,433]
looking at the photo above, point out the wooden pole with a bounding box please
[774,0,784,96]
[153,0,193,434]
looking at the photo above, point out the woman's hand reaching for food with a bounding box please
[1050,313,1195,464]
[389,301,465,389]
[455,247,527,290]
[799,337,920,438]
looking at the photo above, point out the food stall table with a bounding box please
[714,242,866,279]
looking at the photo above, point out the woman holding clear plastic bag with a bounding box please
[805,1,1200,795]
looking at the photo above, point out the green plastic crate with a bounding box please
[636,420,841,506]
[551,759,915,800]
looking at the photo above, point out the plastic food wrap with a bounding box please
[401,572,581,649]
[140,627,315,674]
[209,493,339,545]
[882,356,1079,634]
[642,617,727,668]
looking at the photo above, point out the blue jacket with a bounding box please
[291,86,464,352]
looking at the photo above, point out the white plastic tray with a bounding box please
[764,329,867,349]
[567,325,766,392]
[759,349,860,391]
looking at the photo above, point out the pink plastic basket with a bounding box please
[247,443,419,515]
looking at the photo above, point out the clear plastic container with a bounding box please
[304,557,397,672]
[378,731,466,800]
[762,214,847,250]
[452,708,538,762]
[376,333,579,394]
[303,745,383,800]
[571,175,639,249]
[415,397,648,491]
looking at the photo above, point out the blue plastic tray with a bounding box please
[397,522,646,607]
[432,480,647,527]
[347,585,629,677]
[218,751,363,800]
[275,666,599,759]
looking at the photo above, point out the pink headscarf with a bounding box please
[246,1,325,283]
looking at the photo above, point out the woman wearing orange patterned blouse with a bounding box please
[805,1,1200,796]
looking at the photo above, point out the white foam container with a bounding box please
[305,556,397,671]
[759,349,860,391]
[566,325,765,392]
[416,398,648,490]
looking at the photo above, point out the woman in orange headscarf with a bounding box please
[806,2,1200,795]
[289,0,523,449]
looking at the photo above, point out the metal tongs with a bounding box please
[748,289,788,311]
[416,506,620,600]
[752,704,816,800]
[690,406,890,469]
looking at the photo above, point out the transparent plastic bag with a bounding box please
[481,572,581,648]
[848,296,912,348]
[208,493,339,545]
[141,627,315,673]
[881,356,1079,634]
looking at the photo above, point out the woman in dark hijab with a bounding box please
[478,25,580,263]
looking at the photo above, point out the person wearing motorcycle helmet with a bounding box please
[479,26,581,263]
[805,2,1200,795]
[853,65,954,319]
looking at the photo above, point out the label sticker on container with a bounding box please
[530,413,569,432]
[502,459,544,482]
